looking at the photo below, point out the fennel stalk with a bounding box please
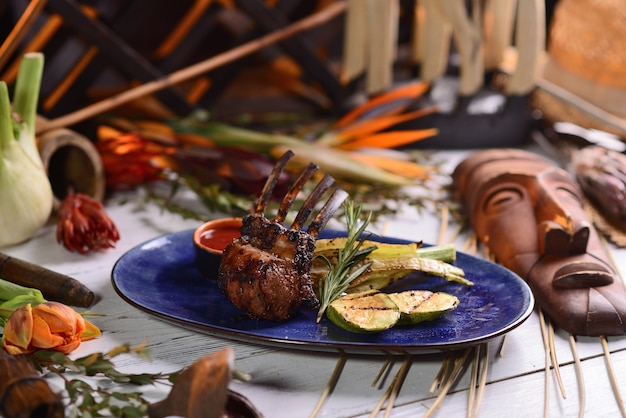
[0,52,53,247]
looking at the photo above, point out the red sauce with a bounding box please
[199,226,240,251]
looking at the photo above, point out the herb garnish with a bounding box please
[316,201,377,323]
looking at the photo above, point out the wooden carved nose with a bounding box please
[539,220,590,255]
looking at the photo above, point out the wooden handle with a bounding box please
[0,252,96,308]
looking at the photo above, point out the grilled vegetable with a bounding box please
[326,290,400,333]
[312,238,471,294]
[387,290,459,325]
[326,289,459,333]
[315,237,457,262]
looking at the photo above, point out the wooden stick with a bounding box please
[36,1,348,135]
[601,336,626,418]
[424,348,472,418]
[437,205,449,246]
[0,0,47,71]
[538,309,551,418]
[568,334,586,418]
[467,344,489,418]
[372,354,393,387]
[471,343,489,418]
[0,252,95,308]
[548,321,566,399]
[309,351,347,418]
[467,346,480,417]
[382,355,412,418]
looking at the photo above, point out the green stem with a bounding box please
[416,243,457,262]
[11,53,44,167]
[0,82,15,150]
[12,52,44,137]
[169,119,301,153]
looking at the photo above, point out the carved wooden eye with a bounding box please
[556,185,584,209]
[482,186,524,215]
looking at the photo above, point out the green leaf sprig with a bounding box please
[33,343,175,418]
[316,200,377,323]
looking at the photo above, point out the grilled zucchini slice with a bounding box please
[327,290,400,333]
[388,290,459,325]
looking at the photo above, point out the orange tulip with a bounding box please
[2,302,101,355]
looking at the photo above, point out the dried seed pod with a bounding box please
[0,350,63,418]
[148,347,262,418]
[571,146,626,231]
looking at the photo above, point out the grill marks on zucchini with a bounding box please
[327,290,400,333]
[389,290,459,325]
[326,289,459,333]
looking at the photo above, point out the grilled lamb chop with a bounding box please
[217,150,348,321]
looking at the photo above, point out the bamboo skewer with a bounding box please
[309,351,347,418]
[548,321,566,399]
[372,354,394,387]
[467,343,489,418]
[437,206,449,246]
[538,309,552,418]
[467,347,480,417]
[568,334,586,418]
[424,348,472,418]
[601,337,626,418]
[369,354,412,418]
[36,1,348,135]
[383,355,412,418]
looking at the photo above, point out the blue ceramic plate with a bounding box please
[111,230,534,353]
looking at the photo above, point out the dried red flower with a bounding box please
[56,193,120,254]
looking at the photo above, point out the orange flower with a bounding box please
[2,302,101,355]
[95,131,176,188]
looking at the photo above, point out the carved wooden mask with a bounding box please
[453,149,626,336]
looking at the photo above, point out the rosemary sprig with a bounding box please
[316,201,377,323]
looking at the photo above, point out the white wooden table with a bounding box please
[4,150,626,418]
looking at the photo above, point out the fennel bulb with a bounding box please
[0,53,53,247]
